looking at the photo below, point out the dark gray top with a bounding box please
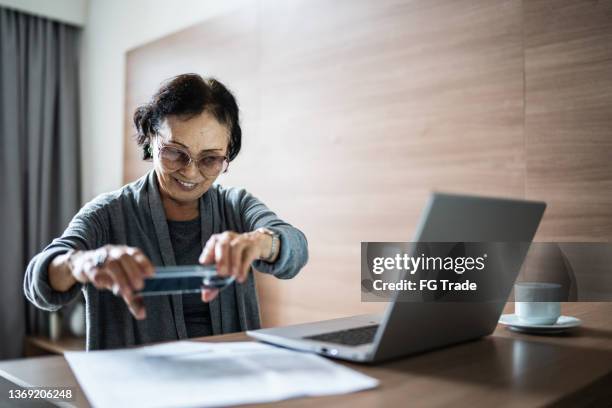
[166,216,213,338]
[23,170,309,350]
[168,216,212,338]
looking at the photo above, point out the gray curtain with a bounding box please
[0,7,81,359]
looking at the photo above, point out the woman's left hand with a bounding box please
[198,230,271,302]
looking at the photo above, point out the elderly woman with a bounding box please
[24,74,308,350]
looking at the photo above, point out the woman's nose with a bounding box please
[181,161,200,179]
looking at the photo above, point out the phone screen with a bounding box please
[137,266,235,296]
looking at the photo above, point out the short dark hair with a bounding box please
[133,73,242,161]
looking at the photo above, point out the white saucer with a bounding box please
[499,314,582,334]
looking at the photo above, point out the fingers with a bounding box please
[230,239,247,278]
[215,234,232,277]
[201,288,219,303]
[80,253,113,290]
[106,259,132,298]
[130,248,155,278]
[117,253,145,291]
[106,255,148,320]
[202,232,234,276]
[125,294,146,320]
[199,235,218,265]
[239,246,259,283]
[200,232,258,284]
[89,268,113,289]
[84,246,153,320]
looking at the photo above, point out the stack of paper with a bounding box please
[65,341,378,408]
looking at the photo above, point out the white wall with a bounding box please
[80,0,249,203]
[0,0,87,26]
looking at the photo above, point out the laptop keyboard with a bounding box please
[304,324,379,346]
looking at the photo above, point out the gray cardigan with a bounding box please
[24,170,308,350]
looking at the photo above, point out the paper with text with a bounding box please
[65,341,378,408]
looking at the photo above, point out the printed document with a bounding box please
[65,341,378,408]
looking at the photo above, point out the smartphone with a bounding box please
[136,265,235,296]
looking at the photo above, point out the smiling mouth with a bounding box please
[173,176,200,190]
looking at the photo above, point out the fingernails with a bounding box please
[130,305,146,320]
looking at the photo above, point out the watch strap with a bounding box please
[258,228,279,262]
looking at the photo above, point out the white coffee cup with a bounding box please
[514,282,561,325]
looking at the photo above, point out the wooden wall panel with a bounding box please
[123,0,612,328]
[524,0,612,241]
[255,0,525,325]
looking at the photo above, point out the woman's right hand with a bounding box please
[67,245,155,319]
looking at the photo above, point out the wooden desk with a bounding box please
[24,336,85,357]
[1,303,611,407]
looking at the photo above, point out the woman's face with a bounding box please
[152,111,229,205]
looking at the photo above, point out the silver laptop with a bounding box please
[247,193,546,363]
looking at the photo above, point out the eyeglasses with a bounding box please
[155,142,229,176]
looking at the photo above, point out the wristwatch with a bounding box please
[257,227,280,263]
